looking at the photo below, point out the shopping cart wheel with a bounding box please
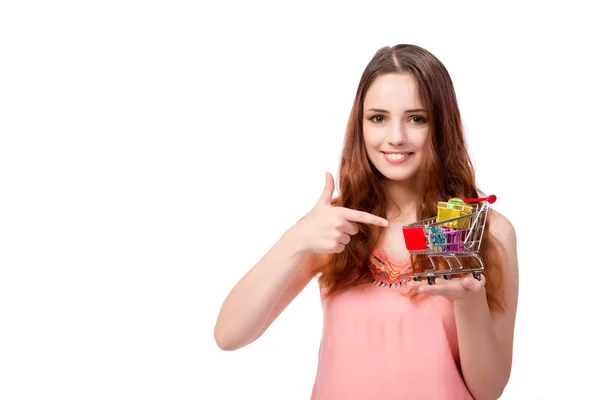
[473,272,482,281]
[427,276,436,285]
[443,274,450,280]
[413,276,421,282]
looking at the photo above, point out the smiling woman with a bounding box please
[214,44,519,400]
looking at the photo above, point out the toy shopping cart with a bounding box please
[401,195,497,285]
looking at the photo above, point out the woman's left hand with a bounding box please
[406,274,486,301]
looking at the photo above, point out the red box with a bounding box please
[402,227,427,251]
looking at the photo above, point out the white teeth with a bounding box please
[385,153,410,160]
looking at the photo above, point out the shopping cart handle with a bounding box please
[463,194,497,204]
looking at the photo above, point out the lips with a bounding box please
[382,151,413,164]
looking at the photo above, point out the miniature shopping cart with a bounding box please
[401,195,496,285]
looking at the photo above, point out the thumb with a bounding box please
[318,172,335,205]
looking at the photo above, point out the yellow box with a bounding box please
[436,201,473,228]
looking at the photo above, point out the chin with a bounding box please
[370,164,415,181]
[381,171,418,183]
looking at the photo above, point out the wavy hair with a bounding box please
[313,44,506,312]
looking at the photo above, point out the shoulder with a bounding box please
[486,209,518,276]
[487,209,516,247]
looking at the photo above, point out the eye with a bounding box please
[368,115,386,123]
[410,116,427,124]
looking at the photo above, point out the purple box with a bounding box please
[442,227,462,252]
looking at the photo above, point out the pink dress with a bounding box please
[310,249,474,400]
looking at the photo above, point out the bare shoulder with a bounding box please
[488,209,517,248]
[487,209,519,281]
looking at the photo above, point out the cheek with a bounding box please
[412,130,430,151]
[362,128,379,149]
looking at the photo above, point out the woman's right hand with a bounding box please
[291,172,389,254]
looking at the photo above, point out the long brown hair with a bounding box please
[314,44,506,312]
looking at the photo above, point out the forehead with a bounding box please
[363,73,424,110]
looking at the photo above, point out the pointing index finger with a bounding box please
[339,208,389,227]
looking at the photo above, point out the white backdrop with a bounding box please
[1,1,598,399]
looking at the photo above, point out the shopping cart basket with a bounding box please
[401,195,496,285]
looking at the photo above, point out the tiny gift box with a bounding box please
[436,198,473,229]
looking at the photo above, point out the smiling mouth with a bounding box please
[382,152,414,162]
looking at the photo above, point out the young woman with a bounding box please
[214,44,519,400]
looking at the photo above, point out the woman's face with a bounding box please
[362,73,430,183]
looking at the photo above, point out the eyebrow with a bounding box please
[365,108,427,113]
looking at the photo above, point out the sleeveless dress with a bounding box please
[310,248,474,400]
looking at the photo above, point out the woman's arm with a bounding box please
[213,226,318,351]
[214,173,387,351]
[454,211,519,400]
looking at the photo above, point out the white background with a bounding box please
[1,1,598,399]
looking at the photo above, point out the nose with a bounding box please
[387,120,407,146]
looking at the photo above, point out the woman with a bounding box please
[214,44,519,400]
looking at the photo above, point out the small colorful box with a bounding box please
[443,227,463,252]
[436,199,473,229]
[403,226,428,251]
[426,225,446,252]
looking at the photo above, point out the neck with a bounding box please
[384,179,421,224]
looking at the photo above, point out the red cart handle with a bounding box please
[462,194,496,204]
